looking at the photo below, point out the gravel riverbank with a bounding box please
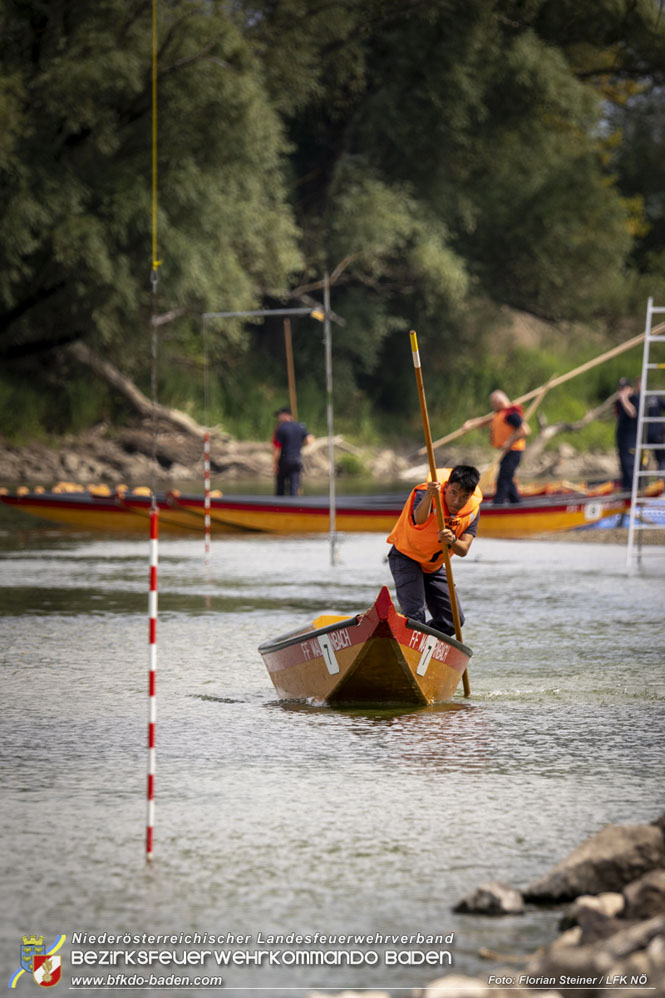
[0,422,625,490]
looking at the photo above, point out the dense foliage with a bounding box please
[2,0,665,443]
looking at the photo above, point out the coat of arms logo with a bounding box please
[33,954,62,988]
[20,936,46,974]
[10,935,66,990]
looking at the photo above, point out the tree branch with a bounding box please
[65,341,209,438]
[525,393,618,463]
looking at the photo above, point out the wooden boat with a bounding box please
[258,585,472,705]
[479,489,632,538]
[0,482,640,538]
[0,487,403,534]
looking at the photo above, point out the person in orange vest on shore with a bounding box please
[386,465,481,636]
[464,390,530,504]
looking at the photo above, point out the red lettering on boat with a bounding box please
[408,631,421,649]
[329,628,351,650]
[432,641,450,663]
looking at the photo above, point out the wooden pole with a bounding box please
[421,328,661,455]
[409,331,470,697]
[324,273,337,566]
[283,319,298,419]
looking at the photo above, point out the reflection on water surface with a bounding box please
[1,520,664,995]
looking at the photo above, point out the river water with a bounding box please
[1,509,664,997]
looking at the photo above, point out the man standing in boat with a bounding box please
[464,390,530,503]
[386,465,481,637]
[272,406,314,496]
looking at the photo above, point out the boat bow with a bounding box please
[258,586,472,705]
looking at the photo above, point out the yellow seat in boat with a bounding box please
[311,613,353,630]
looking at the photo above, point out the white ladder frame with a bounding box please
[626,297,665,567]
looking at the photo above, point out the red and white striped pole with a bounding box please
[203,430,211,564]
[146,503,159,860]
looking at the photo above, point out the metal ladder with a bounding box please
[626,297,665,566]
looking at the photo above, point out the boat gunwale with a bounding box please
[258,606,473,660]
[3,487,633,516]
[404,617,473,657]
[179,489,628,514]
[258,614,362,654]
[480,490,631,513]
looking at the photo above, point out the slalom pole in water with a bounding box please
[203,430,211,565]
[146,504,159,860]
[147,0,161,860]
[409,330,470,697]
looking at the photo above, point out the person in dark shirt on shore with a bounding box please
[634,376,665,473]
[272,407,314,496]
[615,377,639,491]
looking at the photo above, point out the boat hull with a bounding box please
[0,491,201,533]
[478,493,630,538]
[0,486,633,537]
[258,586,472,705]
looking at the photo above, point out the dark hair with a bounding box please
[449,465,480,492]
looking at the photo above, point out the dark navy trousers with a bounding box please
[387,546,463,637]
[275,460,302,496]
[494,449,522,504]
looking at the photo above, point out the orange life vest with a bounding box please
[491,406,525,451]
[386,468,482,573]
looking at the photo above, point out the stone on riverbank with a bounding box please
[559,892,625,930]
[524,823,665,903]
[453,881,525,916]
[0,422,627,489]
[623,869,665,920]
[308,992,390,998]
[0,425,410,487]
[420,976,562,998]
[440,815,665,998]
[523,914,665,997]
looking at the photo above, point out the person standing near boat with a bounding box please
[615,377,639,490]
[272,407,314,496]
[386,465,481,637]
[464,390,530,503]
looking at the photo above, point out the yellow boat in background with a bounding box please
[0,480,641,538]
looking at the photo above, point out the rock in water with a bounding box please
[453,880,525,915]
[524,823,665,903]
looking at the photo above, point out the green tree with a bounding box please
[4,0,665,441]
[0,0,301,418]
[239,0,665,430]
